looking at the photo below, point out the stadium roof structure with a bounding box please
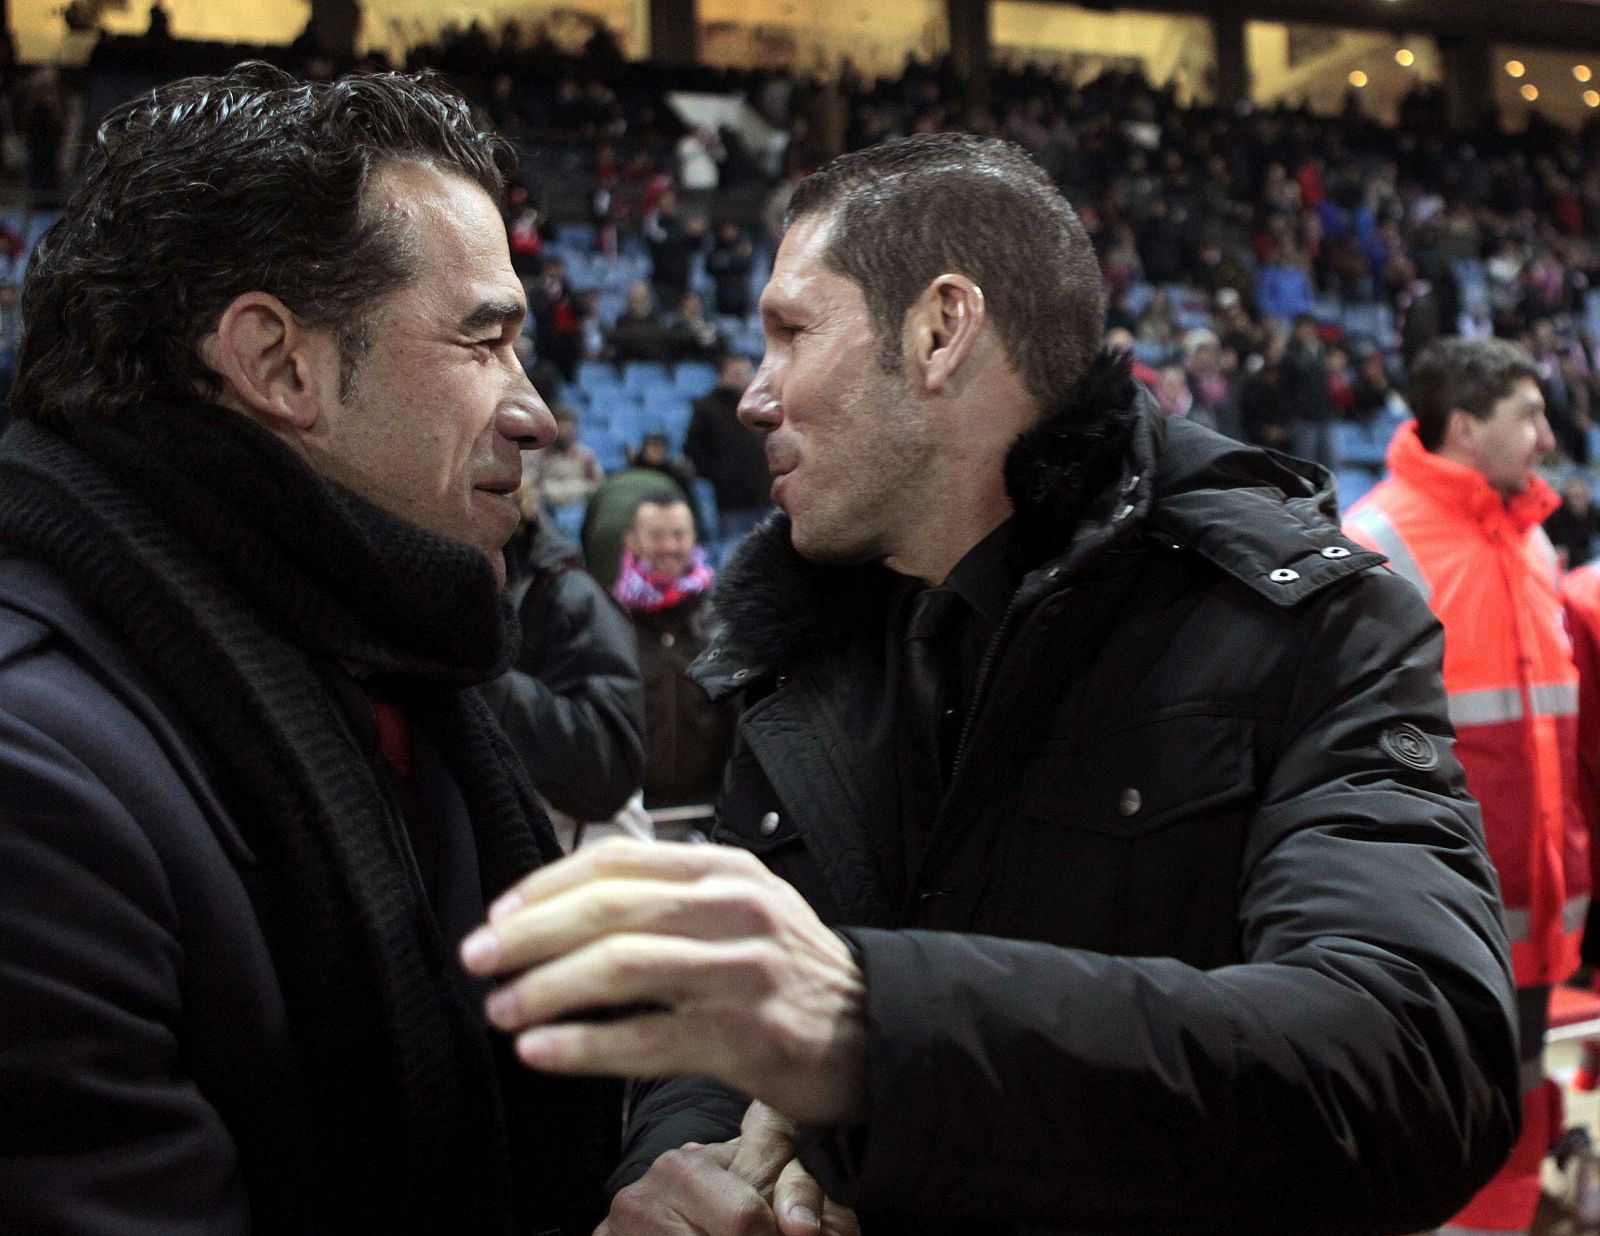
[1092,0,1600,54]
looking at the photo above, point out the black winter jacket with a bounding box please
[616,368,1518,1235]
[482,518,644,822]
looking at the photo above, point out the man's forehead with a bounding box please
[369,162,525,320]
[763,214,845,308]
[637,500,692,525]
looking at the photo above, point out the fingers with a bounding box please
[819,1203,863,1236]
[486,934,768,1036]
[728,1101,798,1193]
[514,1007,682,1075]
[484,837,766,924]
[772,1157,822,1236]
[463,873,783,978]
[605,1141,779,1236]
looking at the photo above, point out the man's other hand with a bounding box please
[598,1102,860,1236]
[459,839,868,1125]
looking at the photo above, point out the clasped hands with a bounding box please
[600,1100,861,1236]
[459,839,869,1230]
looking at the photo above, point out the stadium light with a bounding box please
[1506,60,1526,78]
[1577,65,1594,83]
[1349,70,1369,88]
[1396,48,1415,67]
[1521,83,1540,101]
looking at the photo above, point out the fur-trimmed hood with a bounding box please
[697,348,1357,691]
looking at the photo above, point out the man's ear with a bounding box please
[1442,407,1479,458]
[906,274,986,395]
[200,292,337,433]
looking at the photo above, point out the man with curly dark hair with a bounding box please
[0,64,616,1234]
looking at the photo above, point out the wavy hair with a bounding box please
[12,62,515,426]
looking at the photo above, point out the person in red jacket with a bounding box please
[1346,336,1588,1236]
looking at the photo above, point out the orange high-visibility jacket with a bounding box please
[1561,563,1600,916]
[1345,422,1589,987]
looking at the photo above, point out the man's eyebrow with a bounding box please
[459,298,527,335]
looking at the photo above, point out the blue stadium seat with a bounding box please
[623,361,671,391]
[661,402,693,451]
[643,385,688,410]
[576,362,621,393]
[587,427,631,473]
[608,402,648,452]
[674,361,718,397]
[1334,421,1386,468]
[1336,467,1379,511]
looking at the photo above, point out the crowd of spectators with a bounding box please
[11,18,1600,553]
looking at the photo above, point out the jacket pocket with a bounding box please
[988,713,1257,963]
[710,751,803,856]
[1020,713,1257,838]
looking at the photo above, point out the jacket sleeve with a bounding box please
[0,704,249,1235]
[482,568,646,822]
[607,1075,752,1195]
[796,569,1519,1235]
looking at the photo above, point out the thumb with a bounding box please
[728,1100,798,1194]
[773,1156,822,1236]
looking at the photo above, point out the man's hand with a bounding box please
[599,1102,860,1236]
[459,839,868,1125]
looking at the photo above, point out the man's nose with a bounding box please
[738,365,781,432]
[1537,414,1557,456]
[500,377,558,452]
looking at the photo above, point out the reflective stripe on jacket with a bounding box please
[1346,421,1589,986]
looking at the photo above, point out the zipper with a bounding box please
[948,588,1028,788]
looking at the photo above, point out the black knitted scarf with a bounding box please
[0,400,589,1233]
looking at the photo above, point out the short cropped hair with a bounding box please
[628,490,691,528]
[13,62,514,428]
[785,132,1104,416]
[1408,337,1541,451]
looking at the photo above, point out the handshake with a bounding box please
[458,839,869,1235]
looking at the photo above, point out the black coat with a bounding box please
[616,373,1518,1234]
[0,551,612,1234]
[484,518,644,821]
[629,591,740,808]
[684,386,770,515]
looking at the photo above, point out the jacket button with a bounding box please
[661,632,676,647]
[1269,568,1300,583]
[1119,788,1142,816]
[733,668,749,681]
[1320,546,1351,559]
[758,811,780,835]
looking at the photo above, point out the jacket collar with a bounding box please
[697,350,1376,692]
[1384,419,1559,532]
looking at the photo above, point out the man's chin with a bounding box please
[789,521,877,567]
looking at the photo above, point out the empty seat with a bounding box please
[623,361,671,391]
[674,361,718,397]
[576,362,621,392]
